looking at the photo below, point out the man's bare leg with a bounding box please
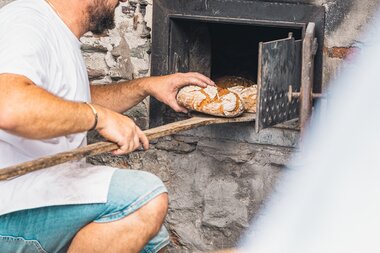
[68,193,169,253]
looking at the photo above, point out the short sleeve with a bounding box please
[0,20,49,86]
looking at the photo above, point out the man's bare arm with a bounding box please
[0,74,95,139]
[90,73,215,113]
[0,73,148,154]
[90,77,149,114]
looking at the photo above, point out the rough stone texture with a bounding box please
[321,0,379,47]
[1,0,378,251]
[88,135,292,251]
[316,0,380,89]
[79,0,153,129]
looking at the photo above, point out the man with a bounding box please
[0,0,214,252]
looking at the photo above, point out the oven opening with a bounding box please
[210,23,302,82]
[151,3,323,129]
[169,18,303,84]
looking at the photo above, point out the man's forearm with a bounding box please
[90,77,152,113]
[0,74,96,139]
[90,73,216,114]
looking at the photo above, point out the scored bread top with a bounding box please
[176,85,244,117]
[227,85,257,113]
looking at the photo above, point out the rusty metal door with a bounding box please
[256,34,302,132]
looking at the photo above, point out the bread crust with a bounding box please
[176,85,244,117]
[216,76,256,88]
[215,76,257,113]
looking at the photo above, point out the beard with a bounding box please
[87,1,117,35]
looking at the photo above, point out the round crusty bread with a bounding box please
[176,85,244,117]
[215,76,258,113]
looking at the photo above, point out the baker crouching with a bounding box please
[0,0,214,252]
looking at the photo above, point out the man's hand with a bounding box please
[146,72,215,113]
[94,105,149,155]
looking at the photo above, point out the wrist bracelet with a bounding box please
[84,102,98,131]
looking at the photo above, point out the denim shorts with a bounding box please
[0,169,170,253]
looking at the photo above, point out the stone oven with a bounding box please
[146,1,326,251]
[150,0,324,132]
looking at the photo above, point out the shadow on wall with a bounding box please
[324,0,354,33]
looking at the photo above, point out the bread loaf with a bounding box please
[176,85,244,117]
[215,76,258,113]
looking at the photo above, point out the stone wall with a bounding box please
[1,0,379,252]
[80,0,153,130]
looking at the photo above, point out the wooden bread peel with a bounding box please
[0,113,255,181]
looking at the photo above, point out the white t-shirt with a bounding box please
[0,0,116,215]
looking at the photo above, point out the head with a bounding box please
[87,0,120,35]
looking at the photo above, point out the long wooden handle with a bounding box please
[0,113,255,181]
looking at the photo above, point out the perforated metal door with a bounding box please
[256,35,302,132]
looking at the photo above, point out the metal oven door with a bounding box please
[256,23,316,132]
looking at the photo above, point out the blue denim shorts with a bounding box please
[0,169,170,253]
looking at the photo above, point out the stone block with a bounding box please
[202,179,249,228]
[155,139,197,154]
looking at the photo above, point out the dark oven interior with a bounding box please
[169,18,303,84]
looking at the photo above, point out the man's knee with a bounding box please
[113,192,168,244]
[68,170,169,252]
[106,170,168,230]
[153,192,169,216]
[125,171,168,238]
[147,193,169,235]
[130,170,169,225]
[101,169,167,215]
